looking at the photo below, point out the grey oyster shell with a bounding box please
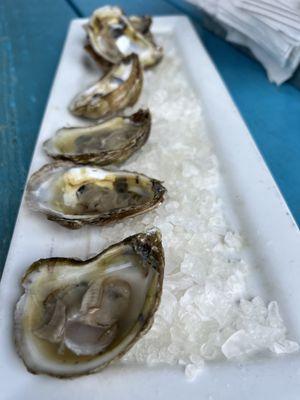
[69,54,143,120]
[43,109,151,166]
[14,229,165,377]
[26,162,166,229]
[85,6,163,69]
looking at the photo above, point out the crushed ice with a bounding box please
[96,35,299,380]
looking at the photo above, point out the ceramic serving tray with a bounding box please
[0,16,300,400]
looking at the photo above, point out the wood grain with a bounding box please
[0,0,76,276]
[71,0,180,16]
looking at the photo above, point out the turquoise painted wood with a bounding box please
[0,0,76,276]
[70,0,180,16]
[0,0,299,278]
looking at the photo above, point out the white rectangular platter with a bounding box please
[1,16,300,400]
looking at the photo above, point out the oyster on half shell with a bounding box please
[85,6,163,69]
[43,109,151,166]
[129,15,152,36]
[14,229,164,377]
[70,54,143,120]
[26,162,166,229]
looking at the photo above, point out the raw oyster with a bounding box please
[43,109,151,165]
[26,162,166,229]
[86,6,163,69]
[70,54,143,120]
[129,15,152,36]
[14,229,165,377]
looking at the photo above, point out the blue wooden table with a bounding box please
[1,0,299,277]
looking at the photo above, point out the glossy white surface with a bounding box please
[0,17,300,400]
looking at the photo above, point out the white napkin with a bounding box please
[238,0,300,38]
[187,0,300,84]
[278,0,300,10]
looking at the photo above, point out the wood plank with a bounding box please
[71,0,180,16]
[0,0,76,276]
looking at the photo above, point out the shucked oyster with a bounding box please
[86,6,163,69]
[14,229,164,377]
[129,15,152,36]
[70,54,143,120]
[26,162,166,229]
[43,109,151,166]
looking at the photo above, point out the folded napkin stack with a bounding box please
[188,0,300,84]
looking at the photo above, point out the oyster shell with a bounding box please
[43,109,151,165]
[14,229,165,377]
[86,6,163,69]
[26,162,166,229]
[70,54,143,120]
[129,15,152,36]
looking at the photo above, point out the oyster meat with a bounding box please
[26,162,166,229]
[86,6,163,69]
[70,54,143,120]
[14,229,165,377]
[129,15,152,36]
[43,109,151,165]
